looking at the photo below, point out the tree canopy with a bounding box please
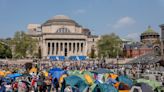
[10,31,38,58]
[97,33,122,58]
[0,41,12,58]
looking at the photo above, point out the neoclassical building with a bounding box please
[27,15,99,60]
[160,24,164,59]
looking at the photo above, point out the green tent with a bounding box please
[137,79,161,90]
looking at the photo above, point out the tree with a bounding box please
[97,33,122,58]
[11,31,38,58]
[0,42,12,58]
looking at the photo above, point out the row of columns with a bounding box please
[46,41,85,56]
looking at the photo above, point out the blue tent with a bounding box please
[61,75,88,92]
[93,83,118,92]
[117,75,133,88]
[52,70,66,80]
[49,68,63,74]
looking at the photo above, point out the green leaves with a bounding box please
[97,33,122,58]
[0,42,12,58]
[11,31,38,58]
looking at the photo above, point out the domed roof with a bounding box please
[42,15,81,27]
[141,26,159,36]
[52,15,70,20]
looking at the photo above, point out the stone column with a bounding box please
[58,42,61,56]
[75,42,77,55]
[63,42,65,56]
[67,42,69,56]
[53,42,56,56]
[49,42,52,56]
[71,42,74,56]
[79,42,81,55]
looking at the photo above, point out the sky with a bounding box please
[0,0,164,41]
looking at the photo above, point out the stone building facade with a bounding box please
[160,24,164,59]
[27,15,99,60]
[123,26,160,58]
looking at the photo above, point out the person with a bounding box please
[53,78,59,92]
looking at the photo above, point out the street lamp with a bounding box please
[116,50,119,75]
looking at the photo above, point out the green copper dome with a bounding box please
[141,26,159,36]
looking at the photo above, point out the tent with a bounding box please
[132,83,154,92]
[116,75,133,88]
[137,79,161,90]
[29,67,37,74]
[49,68,63,74]
[61,75,88,92]
[93,83,118,92]
[0,71,5,76]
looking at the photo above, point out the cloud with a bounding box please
[125,32,140,41]
[113,16,136,29]
[74,9,86,15]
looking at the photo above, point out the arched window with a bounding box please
[56,27,71,33]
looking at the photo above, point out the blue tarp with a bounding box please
[49,56,65,61]
[6,73,22,79]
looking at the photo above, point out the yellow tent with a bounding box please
[29,67,37,73]
[109,74,118,79]
[5,71,11,76]
[84,74,94,85]
[0,71,5,76]
[43,71,49,77]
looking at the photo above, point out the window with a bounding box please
[56,27,71,33]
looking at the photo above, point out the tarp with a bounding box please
[7,73,22,79]
[117,75,133,88]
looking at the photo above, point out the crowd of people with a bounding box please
[0,60,163,92]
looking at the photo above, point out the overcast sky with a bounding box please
[0,0,164,41]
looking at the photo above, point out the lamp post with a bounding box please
[116,50,119,75]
